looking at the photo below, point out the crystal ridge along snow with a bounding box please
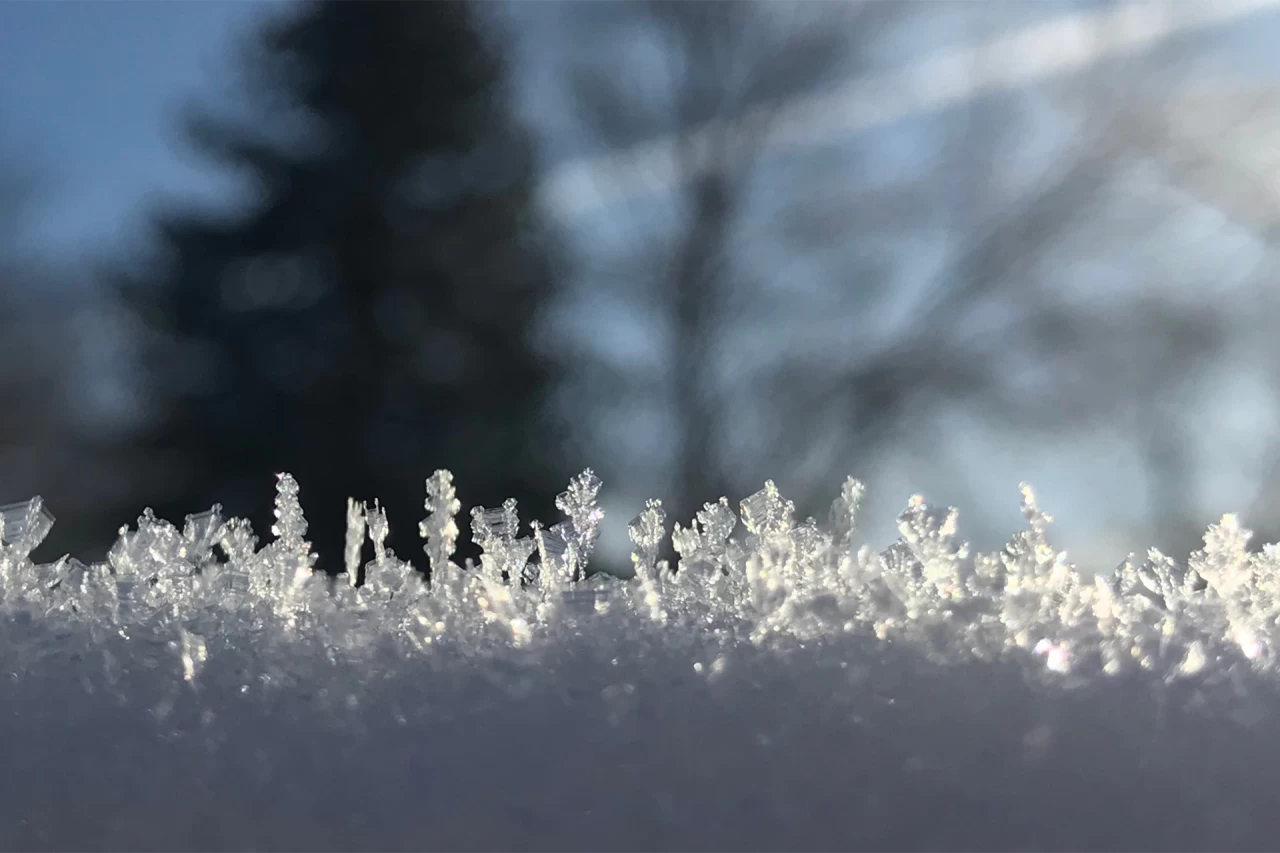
[0,470,1276,684]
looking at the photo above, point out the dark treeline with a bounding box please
[108,0,569,573]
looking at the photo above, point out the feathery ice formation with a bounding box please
[0,468,1275,685]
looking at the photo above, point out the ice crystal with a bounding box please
[214,516,256,597]
[254,472,319,621]
[0,496,53,564]
[471,498,535,583]
[270,472,312,558]
[829,475,865,551]
[419,469,460,578]
[182,506,225,566]
[8,464,1280,707]
[344,497,367,585]
[531,520,571,586]
[628,498,667,578]
[628,498,668,622]
[671,497,737,574]
[367,500,390,568]
[554,468,605,579]
[740,480,794,538]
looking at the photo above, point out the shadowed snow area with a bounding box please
[4,471,1280,849]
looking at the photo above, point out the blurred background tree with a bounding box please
[3,0,1280,574]
[541,0,892,545]
[111,0,565,574]
[0,138,152,561]
[0,151,72,525]
[529,0,1272,569]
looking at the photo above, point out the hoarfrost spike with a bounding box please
[271,472,313,559]
[345,498,367,585]
[628,498,667,578]
[7,469,1280,690]
[829,476,865,549]
[368,500,390,568]
[555,469,605,578]
[629,498,668,622]
[420,469,460,577]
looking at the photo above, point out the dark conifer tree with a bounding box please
[117,1,563,575]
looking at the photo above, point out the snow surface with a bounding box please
[5,471,1280,849]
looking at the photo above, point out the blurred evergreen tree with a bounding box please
[115,0,563,576]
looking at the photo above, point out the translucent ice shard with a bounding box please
[627,499,669,622]
[0,496,54,561]
[829,476,865,551]
[672,497,737,574]
[182,506,224,566]
[473,499,518,545]
[262,472,318,619]
[217,516,258,565]
[531,520,572,586]
[107,508,202,621]
[51,557,116,625]
[471,498,535,583]
[560,574,617,615]
[555,468,605,579]
[344,498,367,585]
[270,472,313,560]
[352,502,426,628]
[419,469,460,578]
[740,481,794,538]
[524,470,607,589]
[214,516,257,600]
[367,500,391,568]
[790,517,831,566]
[628,498,667,579]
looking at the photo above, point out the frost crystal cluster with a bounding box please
[3,469,1279,685]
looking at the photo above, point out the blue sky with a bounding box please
[0,0,292,258]
[4,0,1279,260]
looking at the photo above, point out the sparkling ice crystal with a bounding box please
[419,469,460,578]
[0,497,54,560]
[6,467,1280,709]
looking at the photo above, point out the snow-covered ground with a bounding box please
[3,471,1280,849]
